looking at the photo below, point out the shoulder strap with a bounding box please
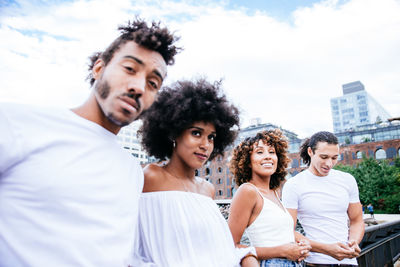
[243,182,264,198]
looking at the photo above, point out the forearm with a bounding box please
[348,219,365,244]
[308,239,330,254]
[255,244,290,260]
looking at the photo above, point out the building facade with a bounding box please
[331,81,391,133]
[116,121,150,165]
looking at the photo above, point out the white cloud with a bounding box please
[1,0,399,137]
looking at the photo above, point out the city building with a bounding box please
[117,121,150,165]
[331,81,391,133]
[236,118,302,153]
[289,118,400,175]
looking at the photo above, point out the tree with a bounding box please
[335,157,400,213]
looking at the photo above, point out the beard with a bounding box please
[94,78,132,127]
[95,77,110,99]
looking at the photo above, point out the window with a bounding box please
[217,178,222,184]
[218,167,222,173]
[359,111,368,117]
[291,159,299,168]
[217,190,223,196]
[356,151,363,159]
[375,149,386,160]
[205,168,210,176]
[342,108,354,114]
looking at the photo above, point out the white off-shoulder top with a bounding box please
[137,191,253,267]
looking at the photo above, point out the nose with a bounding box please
[199,137,212,151]
[264,152,272,159]
[128,75,146,96]
[326,158,333,168]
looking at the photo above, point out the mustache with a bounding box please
[122,92,141,110]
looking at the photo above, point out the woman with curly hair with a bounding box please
[228,129,311,267]
[137,79,258,267]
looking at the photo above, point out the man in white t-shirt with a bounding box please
[282,131,364,267]
[0,19,179,267]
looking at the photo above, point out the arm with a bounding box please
[228,185,257,247]
[228,187,309,261]
[287,207,356,261]
[347,202,365,257]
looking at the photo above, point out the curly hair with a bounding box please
[230,129,290,189]
[139,78,240,161]
[299,131,338,166]
[86,18,181,86]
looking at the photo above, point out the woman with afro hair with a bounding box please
[228,129,311,267]
[136,78,258,267]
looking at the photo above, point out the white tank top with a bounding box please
[245,183,295,247]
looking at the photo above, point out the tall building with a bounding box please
[237,118,302,153]
[117,121,150,165]
[330,81,391,133]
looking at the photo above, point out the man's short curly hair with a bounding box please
[139,78,240,161]
[87,18,180,86]
[230,129,290,189]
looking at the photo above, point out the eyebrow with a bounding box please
[189,126,216,135]
[123,55,164,82]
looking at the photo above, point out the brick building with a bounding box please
[288,139,400,176]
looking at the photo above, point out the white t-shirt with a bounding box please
[282,169,360,265]
[137,191,254,267]
[0,103,143,267]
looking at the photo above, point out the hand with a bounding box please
[297,240,312,262]
[347,239,361,258]
[284,242,311,262]
[324,242,357,261]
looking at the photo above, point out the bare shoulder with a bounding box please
[197,177,215,199]
[235,183,258,199]
[143,163,166,192]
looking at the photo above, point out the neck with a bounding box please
[249,174,272,191]
[71,92,120,135]
[166,153,196,180]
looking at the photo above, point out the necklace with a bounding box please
[163,166,196,192]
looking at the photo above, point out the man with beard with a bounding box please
[0,19,179,267]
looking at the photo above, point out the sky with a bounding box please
[1,0,399,138]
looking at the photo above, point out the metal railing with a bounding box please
[357,219,400,267]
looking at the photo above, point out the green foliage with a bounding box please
[335,157,400,214]
[345,137,351,144]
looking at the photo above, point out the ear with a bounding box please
[307,147,313,157]
[92,59,104,81]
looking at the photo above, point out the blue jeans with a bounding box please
[260,258,303,267]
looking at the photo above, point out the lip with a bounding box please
[194,152,208,161]
[261,162,274,167]
[321,167,330,173]
[119,95,140,112]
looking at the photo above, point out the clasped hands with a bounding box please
[326,239,361,261]
[286,239,312,262]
